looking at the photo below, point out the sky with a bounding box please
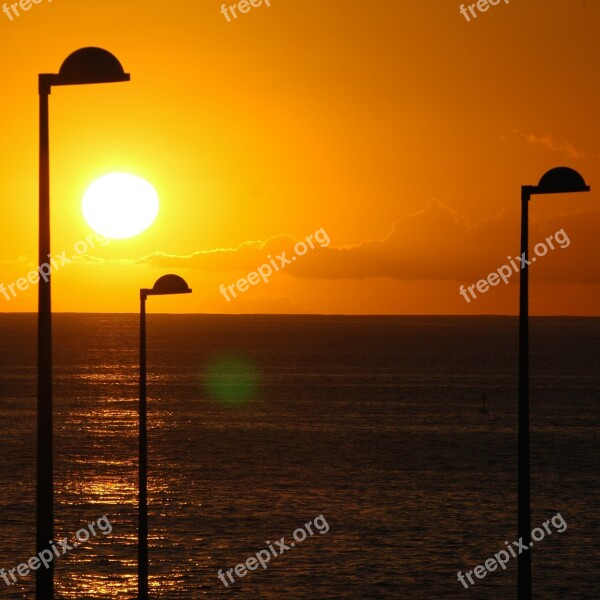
[0,0,598,314]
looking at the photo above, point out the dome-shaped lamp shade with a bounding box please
[148,275,192,296]
[55,47,130,86]
[536,167,590,195]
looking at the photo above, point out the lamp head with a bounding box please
[535,167,590,195]
[51,47,130,86]
[144,274,192,297]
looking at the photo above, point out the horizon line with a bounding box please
[0,312,599,318]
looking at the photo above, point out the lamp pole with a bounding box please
[139,288,149,599]
[37,72,53,600]
[517,167,590,600]
[36,48,129,599]
[518,185,532,599]
[138,275,192,599]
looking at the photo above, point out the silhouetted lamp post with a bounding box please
[37,47,129,600]
[139,275,192,599]
[518,167,590,600]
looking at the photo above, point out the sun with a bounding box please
[82,173,159,239]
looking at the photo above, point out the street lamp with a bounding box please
[139,275,192,599]
[37,47,129,600]
[518,167,590,599]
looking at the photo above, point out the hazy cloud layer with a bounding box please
[137,202,600,284]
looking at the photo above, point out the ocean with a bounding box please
[0,315,598,599]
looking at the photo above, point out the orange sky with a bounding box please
[0,0,598,314]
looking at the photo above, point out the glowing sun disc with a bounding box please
[82,173,159,239]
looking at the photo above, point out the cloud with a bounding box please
[516,130,585,159]
[136,201,600,284]
[137,236,293,272]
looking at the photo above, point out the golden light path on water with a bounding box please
[54,394,202,598]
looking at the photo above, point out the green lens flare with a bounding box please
[204,355,259,406]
